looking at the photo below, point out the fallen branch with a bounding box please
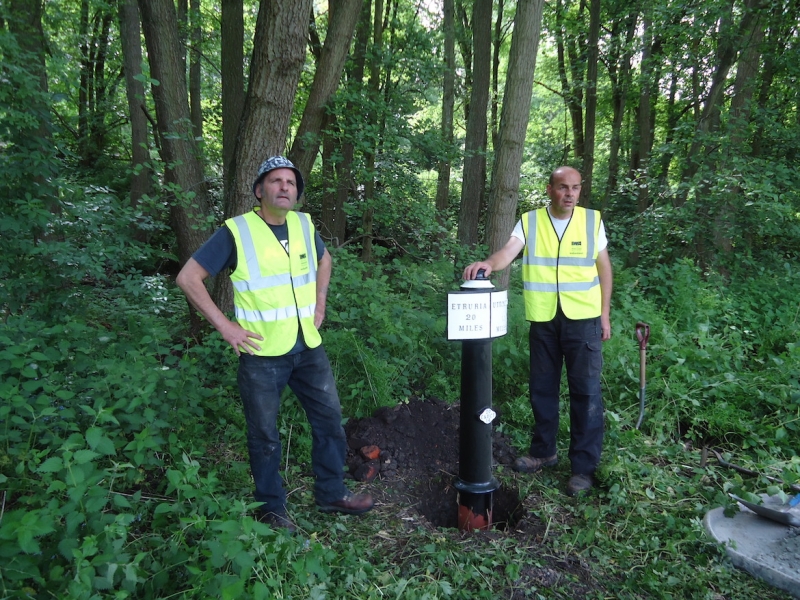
[708,448,800,493]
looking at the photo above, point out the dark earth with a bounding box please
[342,397,605,598]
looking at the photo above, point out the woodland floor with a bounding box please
[343,397,610,598]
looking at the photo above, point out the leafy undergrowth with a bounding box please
[2,249,799,599]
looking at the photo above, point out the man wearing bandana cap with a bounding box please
[177,156,373,532]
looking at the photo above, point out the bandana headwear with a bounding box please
[252,156,305,198]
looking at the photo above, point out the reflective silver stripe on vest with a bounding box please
[524,277,599,293]
[297,213,318,283]
[523,211,538,264]
[523,209,597,267]
[585,209,596,258]
[232,214,262,282]
[235,303,317,323]
[233,273,291,292]
[230,213,317,292]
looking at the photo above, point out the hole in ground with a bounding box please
[415,475,525,531]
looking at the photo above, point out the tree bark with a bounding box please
[485,0,544,289]
[137,0,212,267]
[456,0,492,248]
[221,0,244,181]
[288,0,363,183]
[679,0,766,189]
[189,0,203,140]
[555,0,585,161]
[580,0,600,207]
[7,0,51,194]
[360,0,385,262]
[215,0,312,312]
[602,10,637,208]
[223,0,313,221]
[455,0,473,123]
[435,0,456,221]
[491,0,505,149]
[320,0,371,246]
[118,0,153,209]
[729,14,764,146]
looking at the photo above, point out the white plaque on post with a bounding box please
[447,289,508,340]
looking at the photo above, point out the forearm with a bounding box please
[181,278,232,332]
[314,250,332,327]
[316,251,331,306]
[177,259,235,334]
[597,250,613,317]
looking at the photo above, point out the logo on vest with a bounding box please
[569,240,583,256]
[299,252,309,271]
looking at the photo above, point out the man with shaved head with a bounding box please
[463,166,612,496]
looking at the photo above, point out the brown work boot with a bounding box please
[566,473,593,497]
[259,511,297,534]
[317,493,374,515]
[512,454,558,473]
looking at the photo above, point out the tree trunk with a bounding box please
[189,0,202,140]
[435,0,456,222]
[288,0,363,184]
[361,0,385,262]
[580,0,600,207]
[729,16,764,146]
[118,0,153,209]
[629,10,665,213]
[79,0,89,156]
[555,0,585,162]
[222,0,313,220]
[455,0,473,123]
[602,11,637,208]
[77,2,113,165]
[319,111,340,242]
[7,0,52,194]
[456,0,492,248]
[137,0,212,267]
[485,0,544,289]
[656,69,680,185]
[491,0,505,149]
[320,0,371,246]
[221,0,244,181]
[679,0,766,190]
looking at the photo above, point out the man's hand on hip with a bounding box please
[220,320,264,356]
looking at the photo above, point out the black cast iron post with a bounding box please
[448,271,506,531]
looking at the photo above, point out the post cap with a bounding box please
[461,268,494,290]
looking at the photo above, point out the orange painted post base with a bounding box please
[458,503,493,531]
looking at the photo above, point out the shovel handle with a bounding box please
[636,322,650,351]
[636,322,650,389]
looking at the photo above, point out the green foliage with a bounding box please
[324,250,462,415]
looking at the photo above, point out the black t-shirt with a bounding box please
[192,212,327,354]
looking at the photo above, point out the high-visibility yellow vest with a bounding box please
[225,209,322,356]
[521,207,601,322]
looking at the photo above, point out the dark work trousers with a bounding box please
[528,308,604,476]
[237,346,348,514]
